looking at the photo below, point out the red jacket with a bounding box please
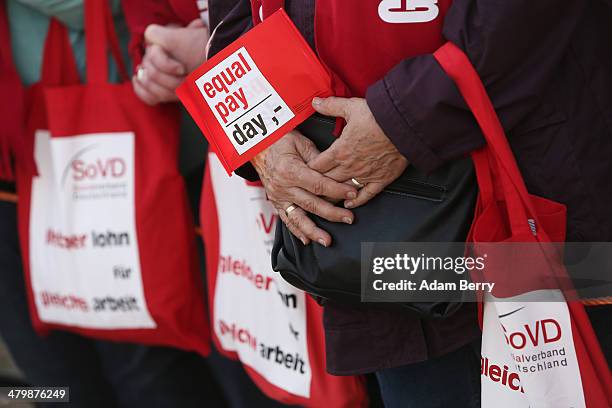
[121,0,200,68]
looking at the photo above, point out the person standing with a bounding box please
[121,1,297,406]
[0,1,226,406]
[210,1,612,407]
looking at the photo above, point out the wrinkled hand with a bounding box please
[144,19,210,73]
[132,42,185,105]
[309,97,409,208]
[252,131,358,246]
[133,19,210,106]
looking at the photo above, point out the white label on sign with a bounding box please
[29,130,155,329]
[209,154,311,398]
[195,47,294,155]
[481,291,586,408]
[378,0,440,23]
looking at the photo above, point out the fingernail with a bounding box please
[343,217,353,225]
[300,237,307,245]
[345,201,354,209]
[312,97,322,106]
[318,239,327,247]
[347,191,357,200]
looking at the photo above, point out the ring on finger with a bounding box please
[285,204,298,215]
[136,65,146,81]
[351,178,365,189]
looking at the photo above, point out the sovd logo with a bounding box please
[72,158,126,181]
[62,144,126,185]
[501,319,562,350]
[378,0,439,23]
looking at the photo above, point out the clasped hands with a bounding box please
[252,97,408,247]
[133,19,210,106]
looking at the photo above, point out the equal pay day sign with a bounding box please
[177,10,333,174]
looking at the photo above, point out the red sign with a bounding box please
[177,10,332,174]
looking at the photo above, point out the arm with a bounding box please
[366,0,586,173]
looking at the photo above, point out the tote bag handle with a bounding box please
[40,0,128,87]
[85,0,128,84]
[433,42,543,240]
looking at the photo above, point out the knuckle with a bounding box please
[300,139,316,157]
[289,215,304,231]
[312,180,325,196]
[301,198,318,214]
[364,188,377,199]
[148,44,162,59]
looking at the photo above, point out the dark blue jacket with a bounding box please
[210,0,612,374]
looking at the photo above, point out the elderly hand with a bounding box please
[309,97,409,209]
[144,19,209,73]
[252,131,358,247]
[133,19,210,106]
[132,43,185,105]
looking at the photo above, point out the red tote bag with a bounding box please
[434,42,612,407]
[0,0,23,181]
[16,0,210,355]
[201,153,368,407]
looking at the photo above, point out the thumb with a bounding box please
[312,96,351,119]
[144,24,177,50]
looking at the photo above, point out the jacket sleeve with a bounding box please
[366,0,586,173]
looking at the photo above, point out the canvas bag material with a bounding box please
[433,42,612,407]
[202,153,367,407]
[0,0,23,181]
[16,0,210,355]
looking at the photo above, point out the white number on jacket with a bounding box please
[378,0,440,24]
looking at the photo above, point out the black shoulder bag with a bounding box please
[271,114,477,318]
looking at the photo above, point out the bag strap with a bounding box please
[85,0,128,84]
[436,42,612,405]
[0,0,23,180]
[0,0,11,71]
[39,1,128,86]
[40,19,80,86]
[433,42,541,239]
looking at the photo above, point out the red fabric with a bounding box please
[16,1,210,355]
[0,0,23,181]
[177,10,332,174]
[253,1,451,97]
[121,0,200,69]
[201,161,368,408]
[314,0,452,97]
[434,42,612,407]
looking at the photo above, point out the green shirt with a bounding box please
[7,0,129,86]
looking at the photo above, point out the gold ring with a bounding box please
[351,178,365,188]
[136,65,146,81]
[285,204,298,215]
